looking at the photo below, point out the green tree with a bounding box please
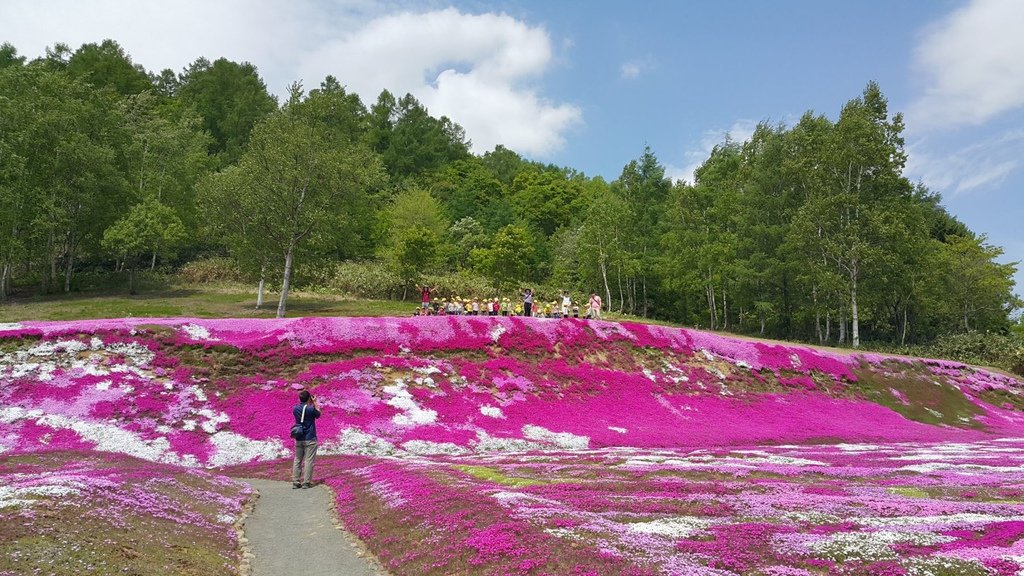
[0,63,131,294]
[122,92,213,256]
[789,82,908,348]
[101,197,186,293]
[940,235,1019,332]
[65,39,152,95]
[473,224,536,291]
[368,91,470,181]
[381,187,449,293]
[0,42,25,69]
[177,57,278,165]
[199,85,386,317]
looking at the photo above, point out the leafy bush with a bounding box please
[317,261,404,299]
[888,331,1024,376]
[176,257,245,284]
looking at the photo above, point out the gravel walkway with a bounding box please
[240,479,386,576]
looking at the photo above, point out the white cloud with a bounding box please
[666,120,758,184]
[905,129,1024,195]
[620,62,642,80]
[908,0,1024,130]
[0,1,580,158]
[298,8,582,156]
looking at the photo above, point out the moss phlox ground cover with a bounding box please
[3,316,1024,575]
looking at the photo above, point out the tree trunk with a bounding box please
[813,286,822,344]
[150,250,157,271]
[850,269,860,349]
[900,306,909,346]
[128,267,135,295]
[616,262,624,313]
[277,244,295,319]
[63,249,74,293]
[838,311,846,346]
[256,265,265,309]
[0,261,9,302]
[641,274,648,318]
[825,313,831,344]
[599,253,611,311]
[722,284,728,330]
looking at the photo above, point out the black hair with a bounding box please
[298,390,311,403]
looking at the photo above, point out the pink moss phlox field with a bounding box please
[3,316,1022,464]
[0,450,250,574]
[227,439,1024,575]
[5,316,1024,575]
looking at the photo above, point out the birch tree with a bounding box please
[200,85,386,317]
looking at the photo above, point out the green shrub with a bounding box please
[318,261,404,299]
[897,331,1024,376]
[176,257,245,284]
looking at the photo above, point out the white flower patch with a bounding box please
[104,342,155,366]
[522,424,590,450]
[208,431,287,467]
[642,368,658,382]
[490,324,507,341]
[855,513,1024,529]
[904,557,990,576]
[188,385,208,402]
[321,428,396,457]
[608,426,628,434]
[836,443,884,453]
[730,450,829,467]
[480,405,504,418]
[0,484,82,508]
[95,380,112,391]
[897,462,1024,474]
[413,365,442,376]
[700,349,715,361]
[474,431,544,453]
[401,440,468,456]
[181,419,198,432]
[180,323,214,341]
[31,413,188,465]
[384,379,437,425]
[0,322,24,332]
[811,530,953,561]
[196,409,230,433]
[735,360,752,370]
[627,516,711,538]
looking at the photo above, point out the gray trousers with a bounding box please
[292,440,318,484]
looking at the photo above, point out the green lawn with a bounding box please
[0,284,413,322]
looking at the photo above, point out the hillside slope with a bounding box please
[1,316,1022,466]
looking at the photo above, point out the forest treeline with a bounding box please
[0,40,1019,350]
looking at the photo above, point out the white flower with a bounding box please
[401,440,468,455]
[522,424,589,450]
[628,516,711,538]
[480,405,504,418]
[181,323,213,341]
[208,431,287,466]
[608,426,628,434]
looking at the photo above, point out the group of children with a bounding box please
[414,285,588,318]
[414,296,583,318]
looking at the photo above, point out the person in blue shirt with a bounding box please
[292,390,322,489]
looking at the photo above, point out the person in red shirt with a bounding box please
[416,284,435,313]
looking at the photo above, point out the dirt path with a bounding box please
[240,479,387,576]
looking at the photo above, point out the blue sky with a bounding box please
[2,0,1021,296]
